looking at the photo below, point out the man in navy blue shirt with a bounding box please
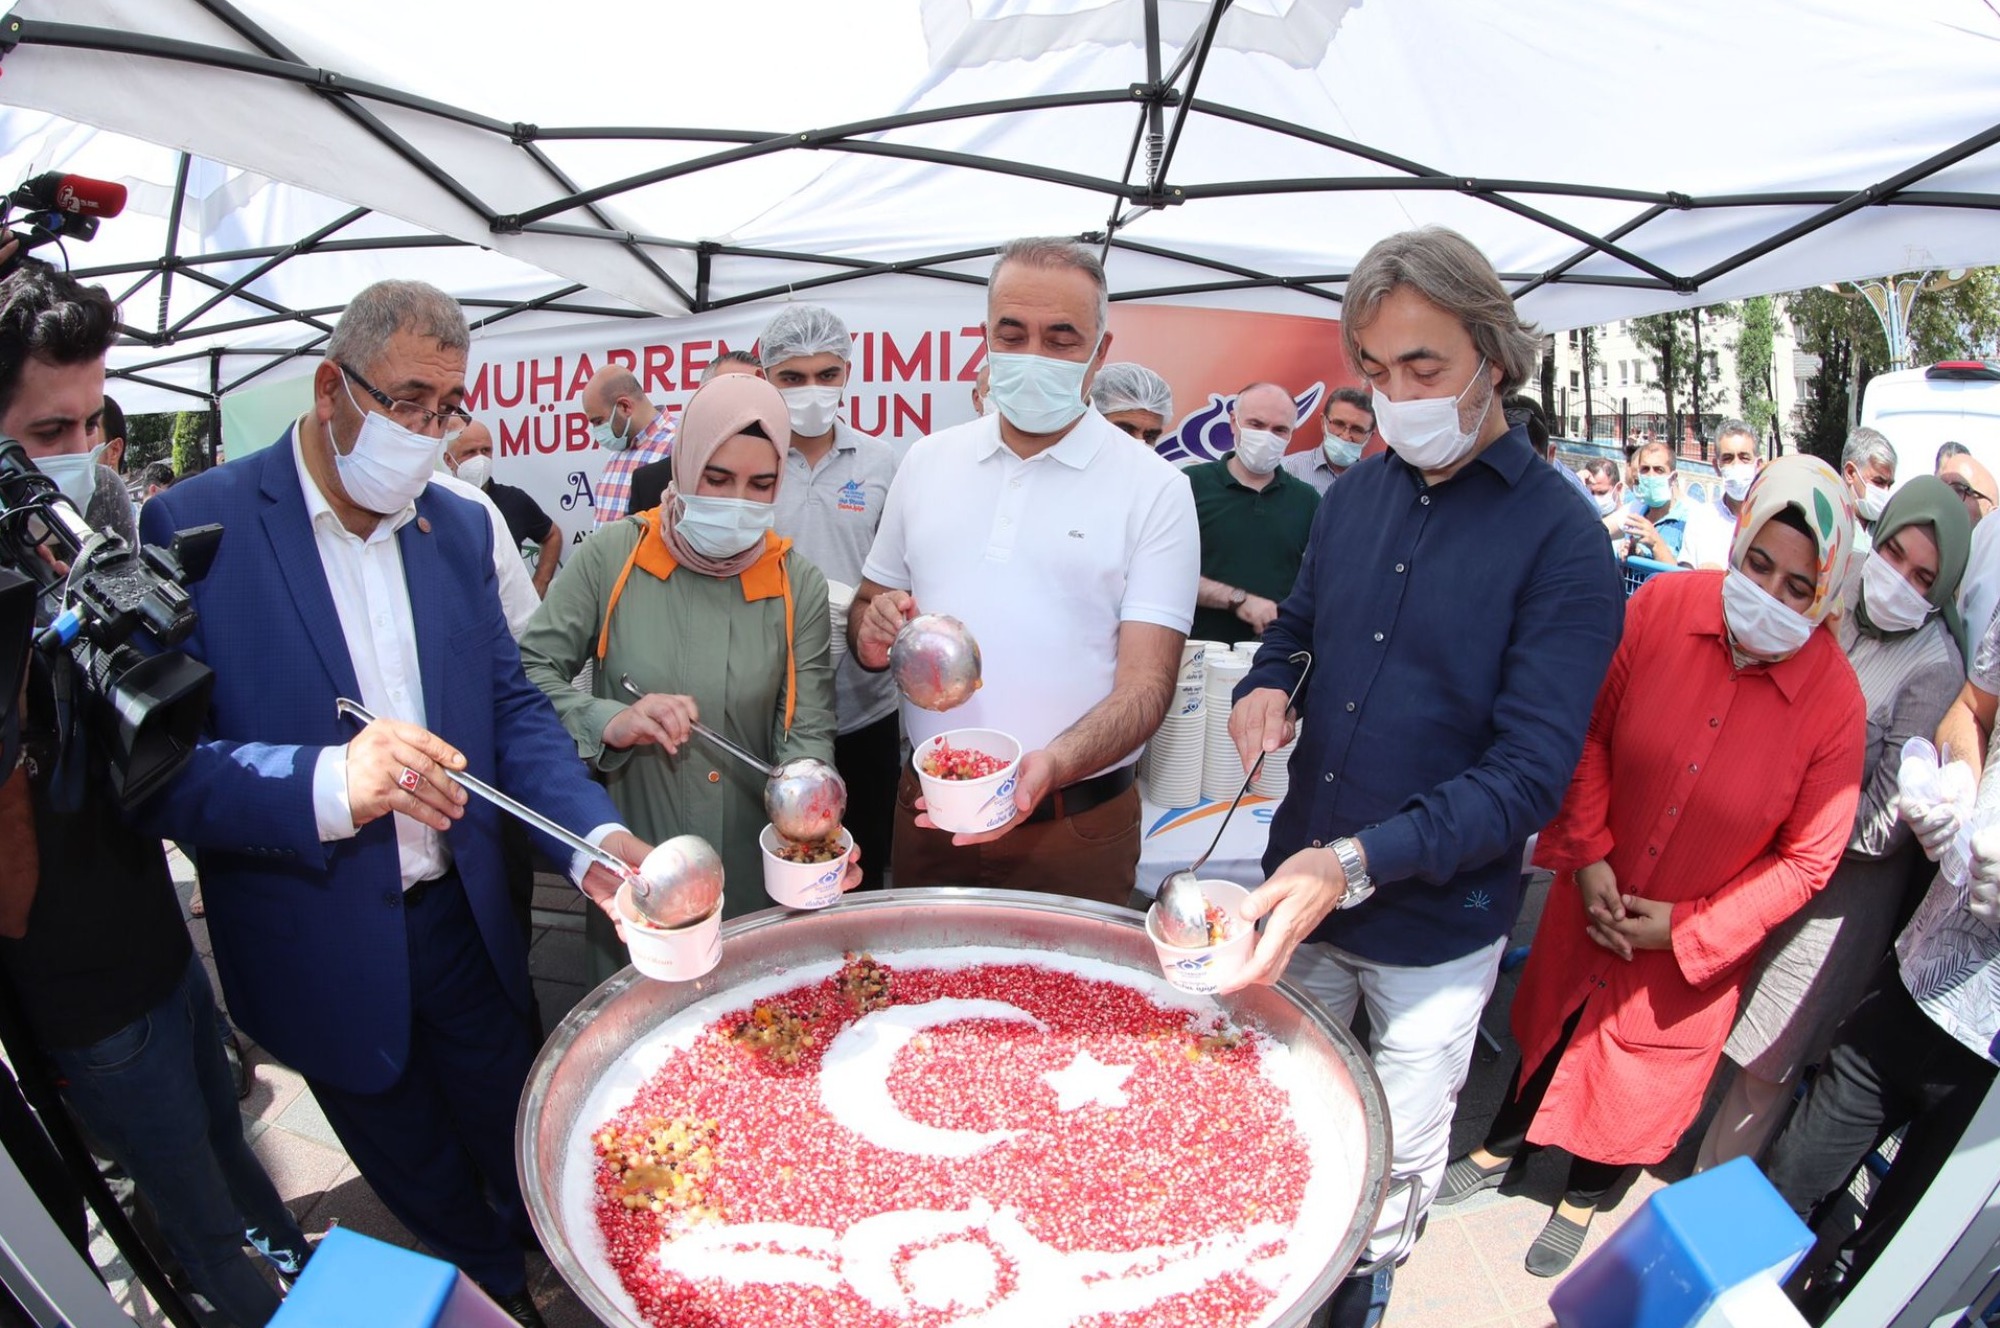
[1225,227,1623,1328]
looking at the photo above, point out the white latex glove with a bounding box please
[1904,792,1967,864]
[1968,825,2000,921]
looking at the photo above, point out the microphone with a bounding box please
[11,172,127,220]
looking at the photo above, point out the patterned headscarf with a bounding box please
[1727,452,1856,625]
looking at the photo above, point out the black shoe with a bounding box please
[246,1226,311,1285]
[1435,1152,1518,1207]
[492,1290,547,1328]
[1525,1205,1596,1278]
[224,1031,251,1101]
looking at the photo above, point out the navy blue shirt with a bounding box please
[1237,425,1624,966]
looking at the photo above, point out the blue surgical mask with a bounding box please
[34,444,106,514]
[592,405,633,452]
[675,494,775,560]
[1322,439,1363,468]
[987,340,1100,435]
[1635,472,1672,508]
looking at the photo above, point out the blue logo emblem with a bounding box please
[837,479,868,513]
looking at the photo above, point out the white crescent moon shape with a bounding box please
[818,999,1048,1158]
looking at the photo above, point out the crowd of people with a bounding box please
[0,219,1995,1328]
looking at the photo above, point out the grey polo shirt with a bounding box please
[774,421,901,734]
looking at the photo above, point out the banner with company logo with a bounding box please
[228,292,1357,564]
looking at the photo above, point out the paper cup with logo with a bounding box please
[1145,880,1256,995]
[615,881,723,982]
[760,824,854,910]
[913,728,1023,834]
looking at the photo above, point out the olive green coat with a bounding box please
[520,517,835,981]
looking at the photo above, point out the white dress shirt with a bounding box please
[863,409,1199,767]
[430,470,540,639]
[298,430,448,890]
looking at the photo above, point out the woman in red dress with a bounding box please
[1435,454,1867,1276]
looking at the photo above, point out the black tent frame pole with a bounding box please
[156,151,192,337]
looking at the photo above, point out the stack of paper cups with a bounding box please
[1201,654,1253,801]
[1142,640,1208,807]
[1232,641,1262,666]
[1251,730,1298,800]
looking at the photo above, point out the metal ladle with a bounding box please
[1153,650,1314,947]
[617,675,847,842]
[890,613,983,712]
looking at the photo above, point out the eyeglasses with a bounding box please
[339,362,472,435]
[1944,477,1995,507]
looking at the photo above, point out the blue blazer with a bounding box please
[138,431,619,1093]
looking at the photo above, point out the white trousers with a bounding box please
[1286,936,1508,1263]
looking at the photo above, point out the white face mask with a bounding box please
[780,384,843,438]
[1720,462,1758,502]
[333,377,442,515]
[1593,490,1620,517]
[1721,566,1816,661]
[987,341,1099,435]
[1372,357,1492,472]
[1322,438,1363,469]
[1854,483,1889,523]
[34,444,105,514]
[1234,427,1287,475]
[453,454,492,489]
[1861,551,1936,633]
[676,493,775,560]
[592,404,633,452]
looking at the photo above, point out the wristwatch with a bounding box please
[1228,586,1248,608]
[1330,836,1374,909]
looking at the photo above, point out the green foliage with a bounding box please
[171,411,212,478]
[1631,309,1730,445]
[1733,296,1778,436]
[1784,286,1854,467]
[123,412,176,470]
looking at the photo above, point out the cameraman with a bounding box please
[0,260,307,1326]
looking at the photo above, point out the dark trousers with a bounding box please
[890,768,1139,905]
[1482,1005,1627,1204]
[305,872,537,1297]
[50,954,304,1327]
[835,712,900,891]
[1762,962,1995,1314]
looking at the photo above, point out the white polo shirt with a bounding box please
[863,409,1198,766]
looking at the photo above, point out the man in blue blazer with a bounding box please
[139,281,648,1327]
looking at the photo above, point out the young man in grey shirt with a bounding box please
[762,304,901,886]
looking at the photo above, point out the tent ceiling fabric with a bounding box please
[1,0,1997,409]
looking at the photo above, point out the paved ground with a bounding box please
[90,853,1708,1327]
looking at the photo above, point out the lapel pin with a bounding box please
[416,516,431,534]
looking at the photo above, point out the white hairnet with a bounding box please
[759,304,852,366]
[1090,362,1173,419]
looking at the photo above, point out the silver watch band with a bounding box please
[1332,836,1374,909]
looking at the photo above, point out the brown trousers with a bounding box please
[889,767,1140,906]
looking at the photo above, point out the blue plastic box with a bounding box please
[270,1227,518,1328]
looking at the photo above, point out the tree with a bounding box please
[1784,286,1857,467]
[1631,310,1730,449]
[1733,296,1778,439]
[124,411,176,471]
[171,410,212,478]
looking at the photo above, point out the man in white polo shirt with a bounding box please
[850,237,1199,902]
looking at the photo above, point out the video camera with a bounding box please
[0,171,126,276]
[0,439,218,806]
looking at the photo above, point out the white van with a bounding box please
[1864,361,2000,487]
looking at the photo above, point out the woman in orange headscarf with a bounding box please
[521,374,851,983]
[1435,454,1867,1278]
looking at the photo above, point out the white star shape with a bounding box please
[1040,1050,1135,1112]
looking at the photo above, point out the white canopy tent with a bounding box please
[0,0,1995,413]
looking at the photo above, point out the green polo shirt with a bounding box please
[1188,453,1321,644]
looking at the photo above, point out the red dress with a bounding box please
[1514,570,1865,1165]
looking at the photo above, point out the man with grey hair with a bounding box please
[851,237,1198,900]
[1842,425,1898,550]
[139,279,651,1327]
[1224,227,1622,1319]
[760,303,902,887]
[1090,360,1174,446]
[1680,419,1763,569]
